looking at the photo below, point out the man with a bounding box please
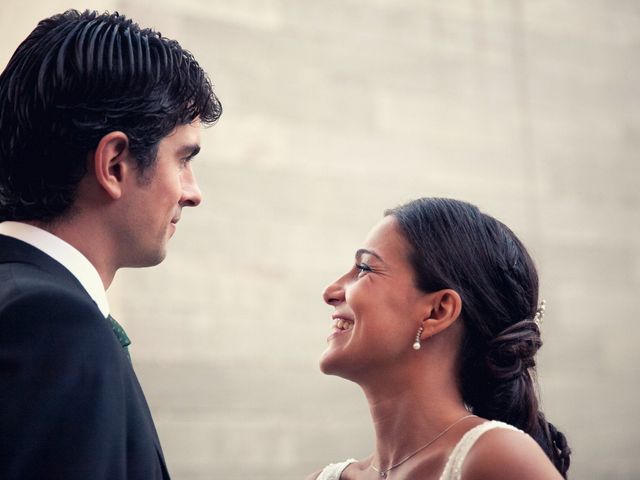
[0,9,221,479]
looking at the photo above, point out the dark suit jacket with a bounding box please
[0,234,170,479]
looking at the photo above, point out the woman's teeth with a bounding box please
[335,318,354,331]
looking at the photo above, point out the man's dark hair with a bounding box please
[0,9,222,222]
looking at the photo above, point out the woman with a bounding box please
[307,198,571,480]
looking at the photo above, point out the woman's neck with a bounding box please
[361,367,470,473]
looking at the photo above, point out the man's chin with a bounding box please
[123,248,168,269]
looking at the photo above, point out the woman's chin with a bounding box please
[319,346,346,376]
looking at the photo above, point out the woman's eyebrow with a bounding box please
[355,248,385,263]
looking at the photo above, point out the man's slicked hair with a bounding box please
[0,9,222,221]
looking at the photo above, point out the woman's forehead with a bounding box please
[362,216,411,262]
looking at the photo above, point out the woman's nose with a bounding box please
[323,276,346,306]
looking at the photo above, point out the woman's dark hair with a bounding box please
[0,9,222,222]
[386,197,571,478]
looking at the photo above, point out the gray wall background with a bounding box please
[2,1,639,479]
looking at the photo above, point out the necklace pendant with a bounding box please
[380,473,387,478]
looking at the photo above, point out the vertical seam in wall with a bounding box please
[510,0,540,245]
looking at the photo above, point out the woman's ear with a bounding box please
[421,289,462,339]
[92,131,131,200]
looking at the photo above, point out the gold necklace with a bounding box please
[370,414,477,478]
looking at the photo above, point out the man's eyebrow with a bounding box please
[178,144,201,160]
[355,248,385,263]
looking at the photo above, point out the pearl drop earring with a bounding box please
[413,326,424,350]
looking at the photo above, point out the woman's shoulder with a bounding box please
[457,421,562,480]
[305,470,322,480]
[304,470,322,480]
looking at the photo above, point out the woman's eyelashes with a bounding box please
[355,262,373,277]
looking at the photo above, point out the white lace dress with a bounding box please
[314,421,520,480]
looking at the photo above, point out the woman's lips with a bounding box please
[327,316,354,341]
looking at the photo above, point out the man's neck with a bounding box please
[27,218,116,289]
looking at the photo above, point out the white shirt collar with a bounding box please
[0,221,110,318]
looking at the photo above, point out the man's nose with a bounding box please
[181,165,202,207]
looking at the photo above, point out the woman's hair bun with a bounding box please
[485,320,542,381]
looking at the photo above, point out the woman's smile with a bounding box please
[327,315,355,341]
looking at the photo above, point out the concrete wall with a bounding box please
[2,1,639,479]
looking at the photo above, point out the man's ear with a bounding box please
[421,289,462,339]
[92,131,131,200]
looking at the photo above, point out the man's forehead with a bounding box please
[161,120,202,146]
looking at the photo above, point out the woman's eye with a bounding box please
[355,262,372,277]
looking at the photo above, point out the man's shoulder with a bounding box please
[0,260,93,308]
[0,261,105,343]
[0,269,119,375]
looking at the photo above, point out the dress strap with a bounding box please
[439,421,521,480]
[315,458,358,480]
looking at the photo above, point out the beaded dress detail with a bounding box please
[315,459,357,480]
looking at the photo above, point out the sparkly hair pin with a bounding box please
[533,300,546,327]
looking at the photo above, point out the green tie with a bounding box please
[107,314,131,360]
